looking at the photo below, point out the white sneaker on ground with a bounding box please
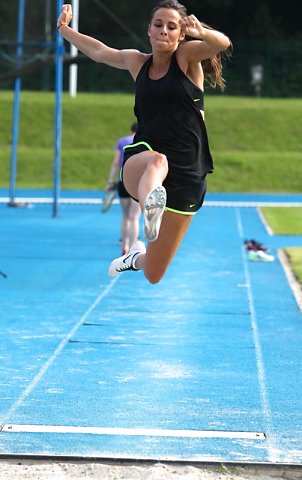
[248,250,274,262]
[144,186,166,242]
[108,241,146,277]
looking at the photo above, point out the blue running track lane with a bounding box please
[0,191,302,464]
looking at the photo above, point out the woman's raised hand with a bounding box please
[179,15,206,40]
[57,4,73,29]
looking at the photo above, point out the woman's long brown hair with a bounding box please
[150,0,232,91]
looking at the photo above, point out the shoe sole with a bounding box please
[144,186,166,242]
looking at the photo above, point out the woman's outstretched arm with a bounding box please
[57,4,143,72]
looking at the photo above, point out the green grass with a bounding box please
[284,248,302,288]
[0,91,137,189]
[261,207,302,235]
[1,92,301,191]
[261,207,302,287]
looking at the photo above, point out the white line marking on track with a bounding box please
[2,277,119,424]
[1,197,302,207]
[1,424,266,440]
[205,201,302,207]
[236,209,278,463]
[257,207,274,236]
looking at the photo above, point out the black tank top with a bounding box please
[133,52,213,179]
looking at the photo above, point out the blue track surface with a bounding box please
[0,192,302,463]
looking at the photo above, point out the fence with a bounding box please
[1,37,301,97]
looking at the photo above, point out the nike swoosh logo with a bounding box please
[123,254,132,264]
[189,204,196,208]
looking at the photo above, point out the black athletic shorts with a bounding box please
[117,180,130,199]
[122,141,207,215]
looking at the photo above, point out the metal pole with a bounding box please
[69,0,79,97]
[43,0,51,90]
[8,0,26,205]
[52,0,64,218]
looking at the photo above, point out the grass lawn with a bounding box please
[261,207,302,289]
[1,92,301,191]
[261,207,302,235]
[284,248,302,288]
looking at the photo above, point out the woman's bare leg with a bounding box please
[128,199,141,247]
[109,152,192,282]
[120,198,141,254]
[135,210,193,284]
[123,151,168,210]
[123,151,168,242]
[120,198,131,254]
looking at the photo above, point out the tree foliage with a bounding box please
[1,0,300,42]
[1,0,301,96]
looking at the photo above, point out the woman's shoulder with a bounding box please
[175,45,204,91]
[123,50,151,79]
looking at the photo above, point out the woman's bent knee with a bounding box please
[149,152,168,175]
[143,266,166,285]
[144,272,162,285]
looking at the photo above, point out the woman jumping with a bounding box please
[57,0,231,284]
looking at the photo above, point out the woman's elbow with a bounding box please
[222,36,232,51]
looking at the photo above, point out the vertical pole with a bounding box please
[8,0,26,205]
[69,0,79,97]
[43,0,51,90]
[52,0,64,218]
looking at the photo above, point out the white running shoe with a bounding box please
[144,186,166,242]
[108,240,146,277]
[248,250,274,262]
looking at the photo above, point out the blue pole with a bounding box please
[9,0,26,205]
[52,0,64,218]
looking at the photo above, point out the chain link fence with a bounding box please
[1,37,301,97]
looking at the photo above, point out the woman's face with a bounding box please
[148,8,185,51]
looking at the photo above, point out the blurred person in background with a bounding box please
[105,122,141,255]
